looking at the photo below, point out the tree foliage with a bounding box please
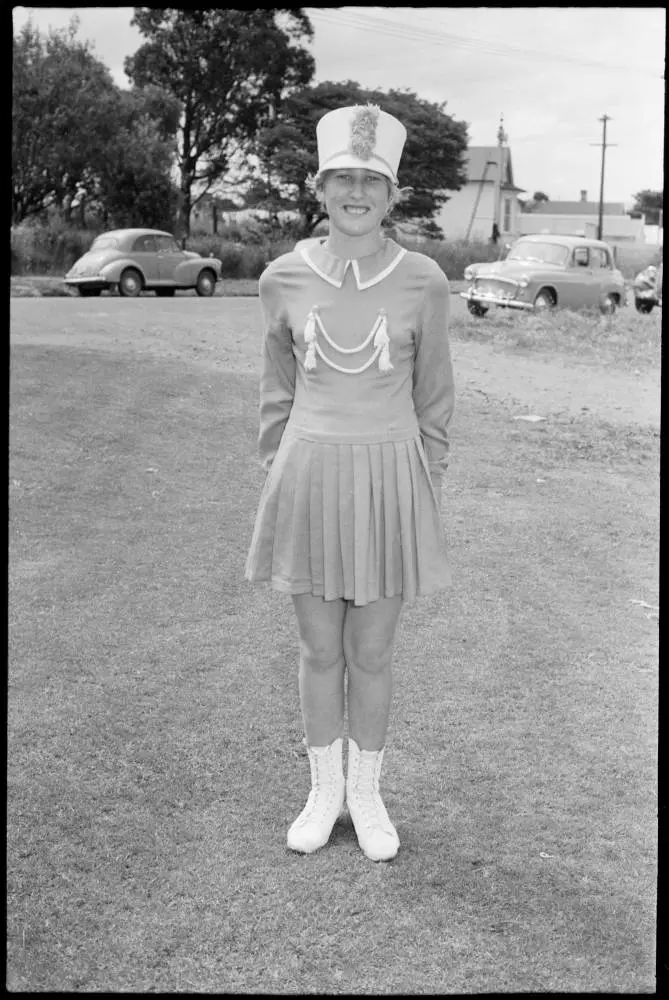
[12,17,181,229]
[249,80,468,237]
[630,189,663,225]
[12,17,118,222]
[520,191,550,214]
[91,87,181,230]
[124,8,315,236]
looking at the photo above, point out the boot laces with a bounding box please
[295,757,341,827]
[351,759,393,833]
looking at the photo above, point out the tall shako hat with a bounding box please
[316,104,407,185]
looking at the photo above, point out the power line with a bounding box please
[307,7,662,79]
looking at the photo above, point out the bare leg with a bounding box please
[287,594,347,854]
[292,594,347,747]
[344,596,403,751]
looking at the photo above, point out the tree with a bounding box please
[519,191,550,214]
[124,8,315,238]
[91,87,181,229]
[250,80,469,237]
[629,189,663,225]
[12,16,119,223]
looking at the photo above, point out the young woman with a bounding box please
[245,104,455,861]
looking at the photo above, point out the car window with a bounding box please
[155,236,181,253]
[590,247,611,268]
[507,241,569,265]
[90,236,119,251]
[573,247,590,267]
[132,235,158,253]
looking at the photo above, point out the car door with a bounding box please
[589,246,615,304]
[564,247,598,308]
[155,235,188,285]
[130,234,160,283]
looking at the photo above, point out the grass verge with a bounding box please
[10,276,260,298]
[7,325,657,992]
[452,302,662,370]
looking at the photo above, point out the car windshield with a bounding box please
[507,241,569,265]
[90,235,120,251]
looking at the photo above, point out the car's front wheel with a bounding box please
[635,298,654,314]
[195,269,216,297]
[78,287,102,297]
[533,288,556,313]
[467,301,489,317]
[118,268,143,298]
[156,288,176,297]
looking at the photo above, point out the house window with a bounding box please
[503,197,511,232]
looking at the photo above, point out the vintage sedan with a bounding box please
[460,234,627,316]
[64,228,223,297]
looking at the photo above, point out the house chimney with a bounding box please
[580,189,588,202]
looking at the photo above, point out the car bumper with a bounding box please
[64,276,113,290]
[460,289,533,311]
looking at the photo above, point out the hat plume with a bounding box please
[348,104,380,161]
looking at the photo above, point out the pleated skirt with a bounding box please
[245,428,450,606]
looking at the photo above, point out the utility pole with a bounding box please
[590,115,617,240]
[492,114,508,241]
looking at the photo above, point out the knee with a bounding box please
[344,635,394,675]
[299,638,345,674]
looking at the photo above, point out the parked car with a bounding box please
[64,229,223,297]
[460,234,627,316]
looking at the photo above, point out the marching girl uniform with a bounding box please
[245,237,454,604]
[245,105,455,861]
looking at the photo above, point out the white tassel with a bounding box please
[304,308,317,371]
[374,310,393,372]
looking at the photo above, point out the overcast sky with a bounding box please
[13,6,666,208]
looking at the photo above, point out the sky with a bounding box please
[12,6,666,208]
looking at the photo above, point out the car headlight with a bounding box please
[517,275,530,288]
[464,266,474,281]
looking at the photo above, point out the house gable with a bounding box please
[462,146,524,193]
[434,144,525,240]
[465,147,500,183]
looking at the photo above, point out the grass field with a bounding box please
[8,298,658,992]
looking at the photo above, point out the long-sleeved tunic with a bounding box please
[245,237,455,606]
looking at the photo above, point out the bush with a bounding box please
[11,218,102,275]
[613,244,663,280]
[397,237,502,279]
[10,220,291,280]
[186,236,295,279]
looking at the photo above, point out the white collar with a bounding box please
[298,238,407,290]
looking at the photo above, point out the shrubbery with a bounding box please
[402,237,502,277]
[11,218,105,275]
[11,217,663,284]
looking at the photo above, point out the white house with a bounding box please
[433,128,526,242]
[519,190,646,245]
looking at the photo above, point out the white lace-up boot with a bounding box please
[346,738,400,861]
[287,737,345,854]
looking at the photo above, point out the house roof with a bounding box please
[465,146,525,193]
[533,200,626,216]
[466,147,504,182]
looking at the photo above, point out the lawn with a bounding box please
[8,299,658,992]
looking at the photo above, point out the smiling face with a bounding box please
[319,168,392,240]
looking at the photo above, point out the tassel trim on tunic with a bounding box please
[302,307,393,374]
